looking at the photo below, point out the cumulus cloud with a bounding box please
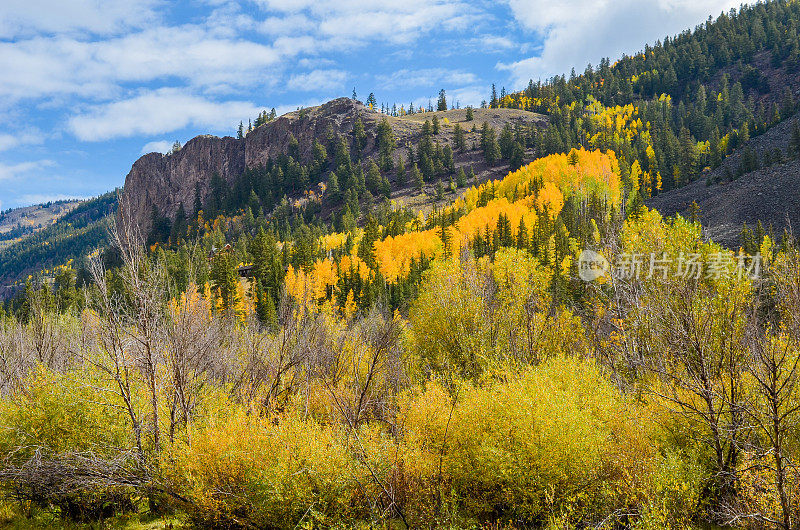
[287,70,348,92]
[499,0,740,86]
[0,27,286,102]
[0,0,159,39]
[0,132,43,152]
[256,0,472,45]
[377,68,479,90]
[140,140,174,155]
[68,88,262,141]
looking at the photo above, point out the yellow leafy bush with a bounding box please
[398,356,655,525]
[163,398,374,528]
[409,248,587,377]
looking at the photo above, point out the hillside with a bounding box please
[9,2,800,529]
[122,98,546,235]
[0,200,84,251]
[0,193,116,298]
[648,110,800,246]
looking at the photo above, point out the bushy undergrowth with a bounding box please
[1,208,799,528]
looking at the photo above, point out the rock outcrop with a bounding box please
[122,98,378,233]
[123,136,245,234]
[647,110,800,247]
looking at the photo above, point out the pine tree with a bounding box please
[255,280,277,329]
[465,106,474,121]
[366,161,382,194]
[170,202,188,243]
[358,215,380,268]
[352,117,367,151]
[456,167,467,188]
[481,122,500,163]
[437,89,447,111]
[396,157,407,187]
[453,123,466,151]
[412,163,423,192]
[509,141,525,170]
[237,121,244,140]
[516,218,528,250]
[499,124,514,159]
[326,171,341,203]
[376,118,396,170]
[210,250,239,312]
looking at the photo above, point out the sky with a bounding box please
[0,0,742,210]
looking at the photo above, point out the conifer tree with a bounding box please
[437,89,447,111]
[412,163,423,192]
[456,166,466,188]
[453,123,466,151]
[396,157,407,187]
[352,117,367,152]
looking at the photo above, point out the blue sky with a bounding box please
[0,0,741,210]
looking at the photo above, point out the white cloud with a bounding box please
[287,70,347,92]
[448,86,486,108]
[257,14,315,36]
[0,160,55,181]
[479,35,516,51]
[0,132,43,152]
[499,0,740,86]
[0,0,159,39]
[0,27,287,102]
[377,68,478,90]
[256,0,472,45]
[18,193,86,206]
[140,140,174,155]
[68,88,261,141]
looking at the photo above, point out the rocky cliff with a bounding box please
[122,97,386,233]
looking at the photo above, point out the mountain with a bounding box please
[7,1,800,300]
[0,193,117,298]
[122,97,546,235]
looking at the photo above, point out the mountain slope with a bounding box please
[0,200,84,251]
[648,110,800,246]
[0,193,117,298]
[122,98,546,235]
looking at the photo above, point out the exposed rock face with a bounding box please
[244,97,377,168]
[123,136,245,235]
[647,110,800,248]
[123,98,370,233]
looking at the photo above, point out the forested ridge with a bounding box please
[4,2,800,528]
[495,0,800,193]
